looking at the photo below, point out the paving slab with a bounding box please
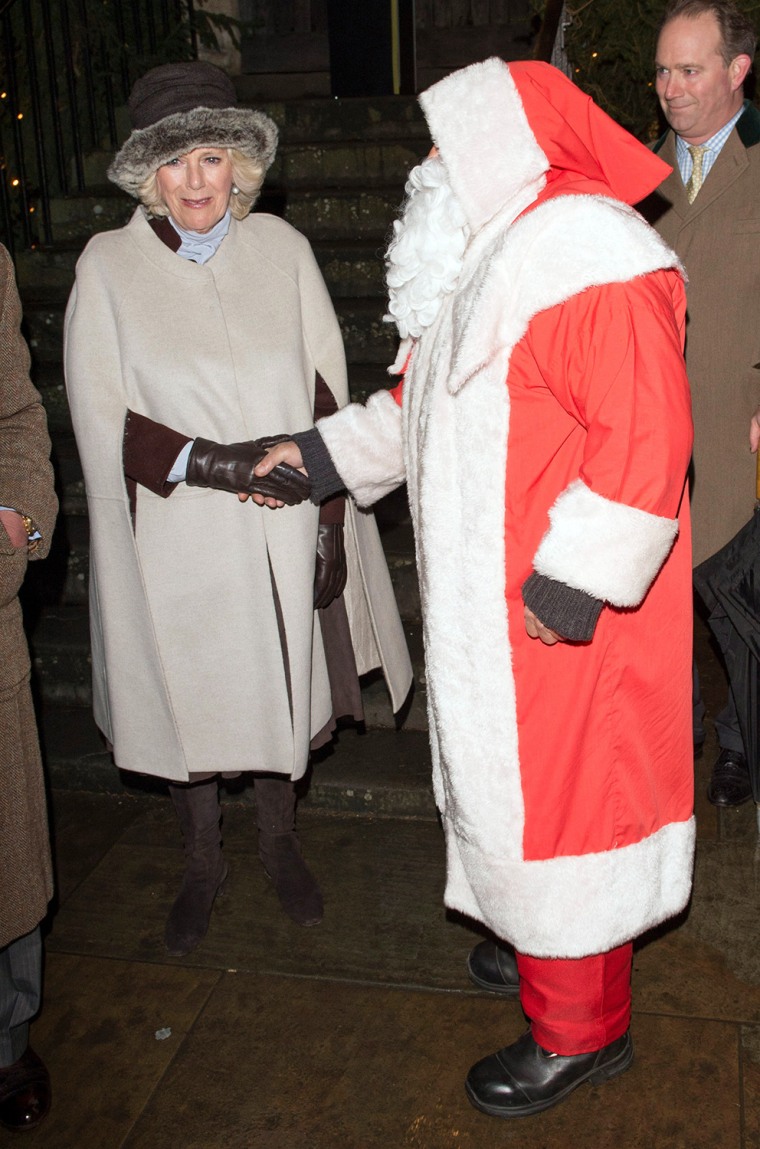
[17,953,220,1149]
[45,808,480,989]
[118,976,741,1149]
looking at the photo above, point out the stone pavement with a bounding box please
[13,616,760,1148]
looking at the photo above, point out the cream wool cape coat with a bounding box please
[317,59,696,959]
[64,209,411,782]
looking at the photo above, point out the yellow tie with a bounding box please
[686,144,708,203]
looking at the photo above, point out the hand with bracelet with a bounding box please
[0,508,38,552]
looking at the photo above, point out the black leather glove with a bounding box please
[185,437,310,505]
[254,434,293,451]
[313,523,347,609]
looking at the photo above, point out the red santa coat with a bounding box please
[318,59,695,958]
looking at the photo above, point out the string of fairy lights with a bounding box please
[0,87,37,229]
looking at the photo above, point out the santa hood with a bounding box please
[419,58,672,234]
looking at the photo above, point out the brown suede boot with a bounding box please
[165,778,228,956]
[254,774,323,926]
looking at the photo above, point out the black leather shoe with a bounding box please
[707,748,752,807]
[0,1047,51,1131]
[467,940,520,997]
[465,1029,633,1118]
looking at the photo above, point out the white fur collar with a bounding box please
[449,193,684,395]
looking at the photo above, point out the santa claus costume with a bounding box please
[265,58,695,1117]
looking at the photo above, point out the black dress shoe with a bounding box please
[465,1029,633,1118]
[0,1047,51,1131]
[467,940,520,997]
[707,748,752,807]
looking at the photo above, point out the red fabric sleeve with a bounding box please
[525,268,692,519]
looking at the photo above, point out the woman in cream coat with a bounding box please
[64,61,411,957]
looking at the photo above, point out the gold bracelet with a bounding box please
[22,515,40,553]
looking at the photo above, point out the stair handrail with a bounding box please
[0,0,198,256]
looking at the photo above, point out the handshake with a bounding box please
[185,435,309,506]
[184,434,345,608]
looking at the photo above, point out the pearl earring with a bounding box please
[232,184,240,195]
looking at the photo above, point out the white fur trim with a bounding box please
[318,389,405,509]
[534,479,679,606]
[443,814,695,958]
[420,58,548,233]
[449,194,684,395]
[389,337,414,376]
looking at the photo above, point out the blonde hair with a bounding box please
[138,147,266,221]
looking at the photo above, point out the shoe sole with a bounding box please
[464,1035,634,1119]
[464,965,519,992]
[706,791,753,807]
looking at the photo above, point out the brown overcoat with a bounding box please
[641,105,760,566]
[0,245,58,948]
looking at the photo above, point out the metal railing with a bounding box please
[0,0,197,255]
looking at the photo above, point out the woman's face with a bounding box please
[156,147,234,233]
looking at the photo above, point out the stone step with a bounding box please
[23,287,397,366]
[29,600,426,725]
[80,136,423,192]
[81,93,426,186]
[28,501,417,617]
[50,429,87,515]
[27,482,418,615]
[39,702,436,818]
[239,92,428,144]
[347,362,396,403]
[283,187,402,240]
[34,361,395,438]
[339,296,398,364]
[48,189,134,239]
[33,363,71,433]
[30,603,93,706]
[272,139,421,189]
[15,244,85,294]
[313,239,388,298]
[41,183,402,248]
[22,512,88,609]
[18,234,391,301]
[44,190,301,245]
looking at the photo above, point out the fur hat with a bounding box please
[108,61,278,197]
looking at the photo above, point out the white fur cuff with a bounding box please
[318,389,405,509]
[533,480,679,607]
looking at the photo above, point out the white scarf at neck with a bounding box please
[170,209,231,264]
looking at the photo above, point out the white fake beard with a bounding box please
[384,155,470,340]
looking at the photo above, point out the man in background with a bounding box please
[643,0,760,806]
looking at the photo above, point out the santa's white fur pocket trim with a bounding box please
[533,479,678,607]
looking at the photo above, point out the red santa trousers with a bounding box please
[516,943,633,1055]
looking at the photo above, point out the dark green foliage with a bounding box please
[535,0,760,140]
